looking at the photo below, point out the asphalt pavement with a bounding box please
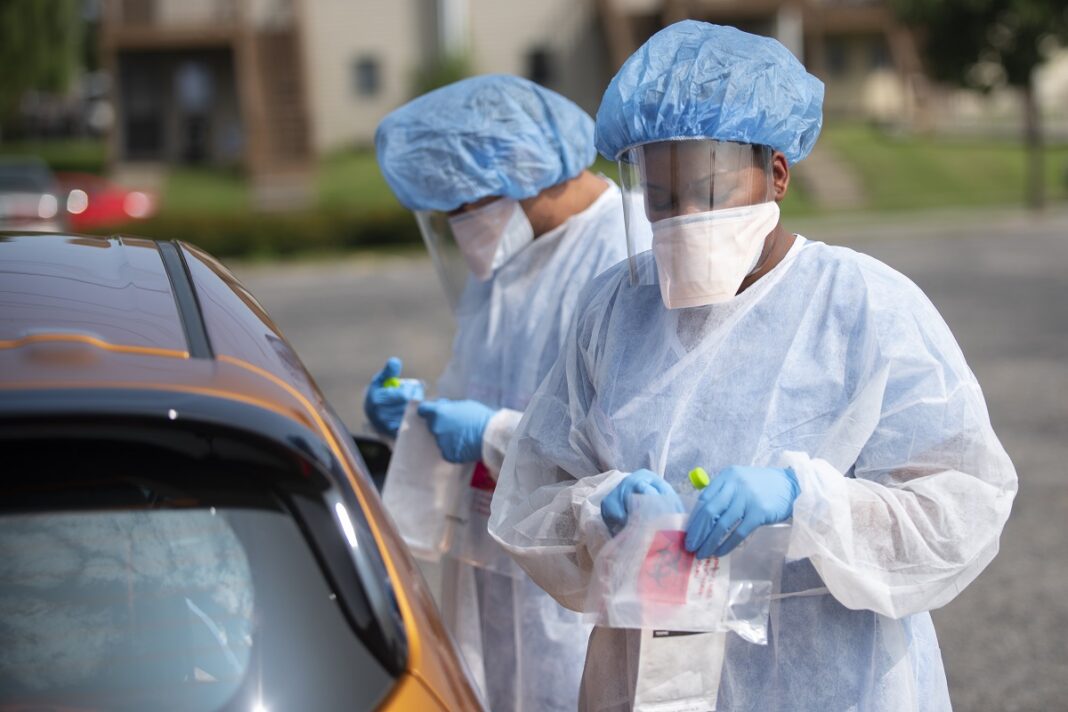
[238,206,1068,711]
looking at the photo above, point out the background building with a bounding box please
[100,0,933,165]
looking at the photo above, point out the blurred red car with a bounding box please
[57,171,157,230]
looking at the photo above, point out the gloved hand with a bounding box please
[684,466,799,559]
[363,357,424,438]
[417,398,496,463]
[601,469,684,537]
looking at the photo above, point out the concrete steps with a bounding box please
[792,143,868,211]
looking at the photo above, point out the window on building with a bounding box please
[125,115,163,159]
[353,56,381,97]
[825,37,849,78]
[527,47,554,87]
[869,38,891,70]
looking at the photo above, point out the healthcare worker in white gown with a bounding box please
[489,22,1018,712]
[368,75,642,711]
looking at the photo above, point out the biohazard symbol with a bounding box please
[638,530,694,605]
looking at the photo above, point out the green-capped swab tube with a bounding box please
[689,466,711,490]
[383,377,402,389]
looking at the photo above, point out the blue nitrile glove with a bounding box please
[684,466,799,559]
[363,357,424,438]
[601,469,684,537]
[417,398,496,463]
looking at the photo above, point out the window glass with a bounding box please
[527,46,553,86]
[0,505,396,711]
[353,56,380,97]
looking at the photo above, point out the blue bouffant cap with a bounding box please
[376,75,596,211]
[595,21,824,164]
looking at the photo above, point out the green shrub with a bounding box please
[92,208,421,258]
[412,53,472,96]
[0,139,106,174]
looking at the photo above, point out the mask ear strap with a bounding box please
[747,203,781,276]
[489,200,536,273]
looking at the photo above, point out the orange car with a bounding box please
[0,233,484,712]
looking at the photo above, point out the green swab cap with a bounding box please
[689,467,711,490]
[382,377,402,388]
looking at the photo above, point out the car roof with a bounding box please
[0,232,329,429]
[1,233,187,351]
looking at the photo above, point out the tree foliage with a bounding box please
[891,0,1068,208]
[0,0,83,120]
[891,0,1068,90]
[411,52,472,97]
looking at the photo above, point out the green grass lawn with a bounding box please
[160,167,249,216]
[318,149,403,215]
[4,124,1063,250]
[823,124,1068,211]
[240,128,1068,216]
[161,150,402,218]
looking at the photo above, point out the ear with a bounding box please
[772,152,790,202]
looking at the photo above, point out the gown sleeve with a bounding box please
[480,407,523,479]
[785,276,1017,619]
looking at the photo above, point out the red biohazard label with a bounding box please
[638,530,695,605]
[469,461,496,492]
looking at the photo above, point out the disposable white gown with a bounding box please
[436,183,635,712]
[489,237,1017,711]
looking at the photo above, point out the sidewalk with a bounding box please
[791,203,1068,243]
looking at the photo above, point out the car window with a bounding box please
[0,420,404,712]
[0,504,395,712]
[1,509,254,708]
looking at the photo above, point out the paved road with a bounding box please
[238,208,1068,711]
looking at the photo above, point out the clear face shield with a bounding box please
[414,210,470,310]
[618,140,778,307]
[414,197,535,309]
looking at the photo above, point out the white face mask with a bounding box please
[447,198,535,281]
[650,201,780,309]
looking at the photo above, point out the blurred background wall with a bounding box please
[84,0,1068,161]
[2,0,1065,245]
